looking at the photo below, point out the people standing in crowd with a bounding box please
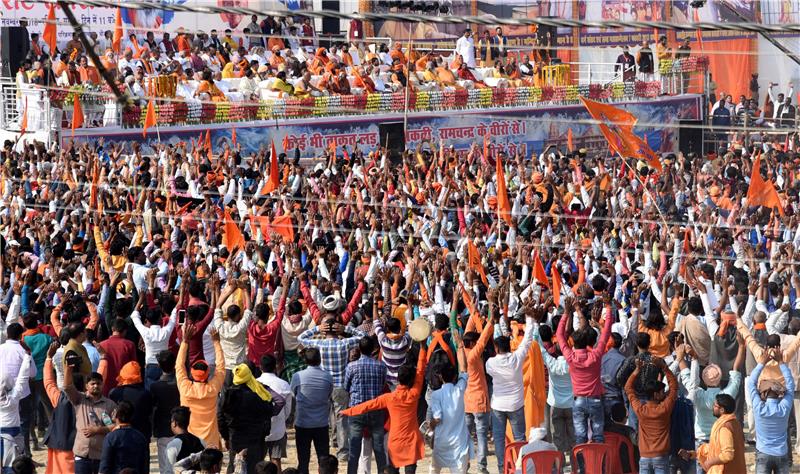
[749,348,795,473]
[257,355,293,471]
[165,406,205,472]
[150,350,181,474]
[291,348,333,474]
[454,29,476,69]
[97,400,149,474]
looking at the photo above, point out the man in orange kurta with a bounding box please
[464,311,495,472]
[510,321,547,436]
[342,348,427,471]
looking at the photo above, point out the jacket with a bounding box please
[218,382,273,449]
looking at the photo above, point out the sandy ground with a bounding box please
[28,429,800,473]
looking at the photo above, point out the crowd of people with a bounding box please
[15,13,703,116]
[0,117,799,474]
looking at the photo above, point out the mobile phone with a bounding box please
[178,309,186,324]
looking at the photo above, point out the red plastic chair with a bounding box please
[503,441,527,474]
[603,432,638,474]
[571,442,612,474]
[520,450,565,474]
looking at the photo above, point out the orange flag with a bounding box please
[43,6,57,57]
[532,251,550,288]
[89,159,99,209]
[467,240,488,285]
[142,99,156,138]
[496,150,512,225]
[567,128,574,152]
[222,210,246,254]
[328,141,336,156]
[112,7,123,54]
[747,152,785,215]
[551,263,562,306]
[72,98,84,136]
[260,139,280,195]
[271,214,294,242]
[483,133,491,162]
[693,8,703,52]
[19,98,28,135]
[282,134,289,152]
[205,130,212,155]
[231,127,237,148]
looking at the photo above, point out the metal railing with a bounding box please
[0,78,21,130]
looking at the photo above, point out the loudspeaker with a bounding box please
[678,120,704,156]
[379,121,405,164]
[0,27,30,77]
[321,0,340,48]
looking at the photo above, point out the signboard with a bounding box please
[69,95,703,159]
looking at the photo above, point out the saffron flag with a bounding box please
[72,98,84,135]
[282,134,289,152]
[260,139,280,195]
[467,240,488,285]
[693,8,703,51]
[43,6,57,57]
[747,152,784,215]
[231,128,237,148]
[113,8,124,54]
[483,133,491,162]
[495,150,512,225]
[222,210,245,254]
[204,130,212,154]
[271,214,294,242]
[567,128,574,152]
[142,99,156,138]
[551,262,562,306]
[532,251,550,288]
[19,98,27,135]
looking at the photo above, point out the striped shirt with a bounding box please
[373,318,411,386]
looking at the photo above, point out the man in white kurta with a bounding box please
[429,362,472,472]
[454,30,476,68]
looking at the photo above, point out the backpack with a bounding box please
[425,342,455,391]
[670,396,695,456]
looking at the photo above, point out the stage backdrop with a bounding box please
[69,95,703,159]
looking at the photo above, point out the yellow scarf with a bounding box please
[232,364,272,402]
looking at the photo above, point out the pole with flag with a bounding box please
[43,6,57,57]
[113,7,124,54]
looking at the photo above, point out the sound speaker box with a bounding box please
[678,120,704,156]
[1,27,30,77]
[379,121,405,165]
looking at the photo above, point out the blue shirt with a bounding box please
[345,355,387,407]
[291,365,334,428]
[748,363,795,456]
[680,361,742,441]
[600,348,626,399]
[99,426,150,474]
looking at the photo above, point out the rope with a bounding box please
[24,0,800,34]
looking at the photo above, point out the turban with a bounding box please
[191,360,210,383]
[233,363,272,402]
[117,361,142,386]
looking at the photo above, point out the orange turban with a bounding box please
[117,361,143,386]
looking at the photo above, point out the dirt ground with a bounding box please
[28,430,800,473]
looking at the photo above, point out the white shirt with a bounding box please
[257,372,293,441]
[131,307,178,365]
[455,36,476,68]
[0,341,36,399]
[485,317,534,411]
[129,262,152,293]
[0,354,32,428]
[213,308,253,367]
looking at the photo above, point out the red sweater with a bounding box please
[247,293,287,364]
[557,308,612,398]
[98,334,137,395]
